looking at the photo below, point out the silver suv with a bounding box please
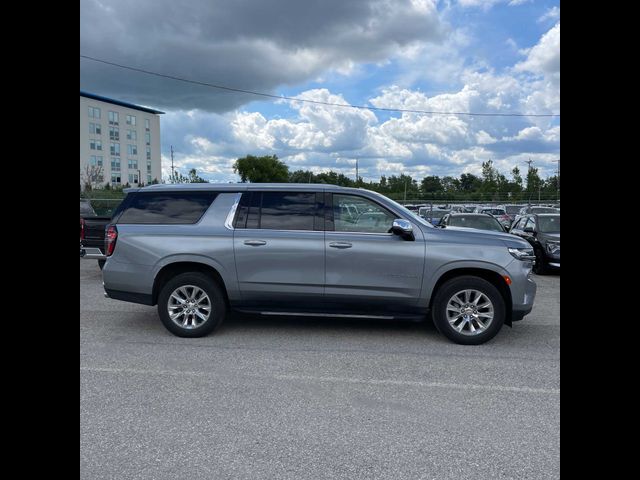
[102,184,537,345]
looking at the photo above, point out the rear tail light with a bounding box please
[80,218,85,242]
[105,224,118,256]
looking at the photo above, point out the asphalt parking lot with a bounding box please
[80,260,559,480]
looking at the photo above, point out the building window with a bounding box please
[147,175,152,183]
[90,139,102,151]
[88,106,101,119]
[145,118,150,131]
[89,155,103,166]
[146,160,152,173]
[111,157,120,171]
[127,129,137,141]
[129,173,139,184]
[127,144,138,155]
[128,159,138,169]
[145,132,151,145]
[109,126,119,141]
[111,173,121,184]
[89,123,102,135]
[108,111,119,125]
[126,115,136,126]
[110,143,120,156]
[146,146,151,160]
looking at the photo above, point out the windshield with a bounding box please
[537,215,560,233]
[80,200,96,216]
[448,216,504,232]
[419,208,447,219]
[481,209,505,215]
[504,206,521,214]
[531,207,558,214]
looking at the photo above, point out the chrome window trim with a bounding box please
[224,192,242,230]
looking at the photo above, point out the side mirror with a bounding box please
[523,226,534,233]
[391,219,415,241]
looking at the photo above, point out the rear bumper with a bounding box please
[104,288,154,306]
[80,245,106,260]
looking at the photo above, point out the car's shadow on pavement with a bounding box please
[222,311,436,334]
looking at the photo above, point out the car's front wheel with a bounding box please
[157,272,227,337]
[432,276,506,345]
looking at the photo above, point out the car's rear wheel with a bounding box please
[432,276,506,345]
[157,272,226,337]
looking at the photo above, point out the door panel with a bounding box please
[232,191,325,308]
[324,193,425,313]
[234,229,325,306]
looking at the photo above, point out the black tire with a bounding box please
[533,248,547,275]
[431,276,506,345]
[157,272,227,338]
[98,259,106,270]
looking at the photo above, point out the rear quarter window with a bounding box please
[117,191,218,224]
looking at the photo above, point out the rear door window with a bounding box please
[234,191,322,231]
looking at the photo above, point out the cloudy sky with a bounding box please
[80,0,560,183]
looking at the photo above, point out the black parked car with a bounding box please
[437,213,507,232]
[509,214,560,274]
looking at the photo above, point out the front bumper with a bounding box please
[506,258,537,322]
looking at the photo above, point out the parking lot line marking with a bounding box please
[80,366,559,395]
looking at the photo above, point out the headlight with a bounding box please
[508,247,535,260]
[546,241,560,254]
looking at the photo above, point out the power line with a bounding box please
[80,54,560,118]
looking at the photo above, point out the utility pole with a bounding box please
[404,178,408,202]
[355,159,359,184]
[170,145,175,183]
[524,158,534,207]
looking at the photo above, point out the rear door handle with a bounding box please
[244,240,267,246]
[329,242,352,249]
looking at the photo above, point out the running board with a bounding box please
[258,311,395,320]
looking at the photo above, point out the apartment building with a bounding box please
[80,91,164,189]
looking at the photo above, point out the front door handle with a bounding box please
[329,242,352,249]
[244,240,267,246]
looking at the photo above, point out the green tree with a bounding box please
[188,168,208,183]
[441,176,460,194]
[511,166,523,189]
[480,160,497,196]
[315,171,355,187]
[169,170,189,184]
[526,166,542,198]
[459,173,481,192]
[289,169,315,183]
[233,154,289,182]
[420,175,443,194]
